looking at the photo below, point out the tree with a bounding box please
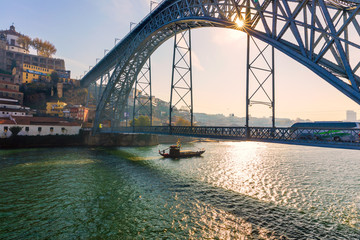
[42,40,57,58]
[31,38,57,58]
[130,115,151,127]
[9,126,23,137]
[174,117,191,126]
[17,35,32,51]
[31,37,43,55]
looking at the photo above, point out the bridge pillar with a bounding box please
[245,34,276,138]
[133,57,153,126]
[169,27,193,130]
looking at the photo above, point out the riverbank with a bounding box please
[0,131,220,149]
[0,131,158,149]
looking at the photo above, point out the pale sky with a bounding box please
[1,0,360,121]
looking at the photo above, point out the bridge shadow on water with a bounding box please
[102,148,360,239]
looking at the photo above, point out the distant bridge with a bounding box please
[81,0,360,149]
[100,126,360,150]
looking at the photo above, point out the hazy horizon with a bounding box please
[2,0,360,122]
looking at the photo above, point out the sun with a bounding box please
[235,18,245,28]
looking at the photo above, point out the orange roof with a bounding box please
[0,116,81,126]
[0,118,15,124]
[0,80,16,86]
[0,88,21,93]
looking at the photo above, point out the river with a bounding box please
[0,141,359,239]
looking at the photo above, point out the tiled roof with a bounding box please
[0,80,16,85]
[0,116,81,126]
[0,118,15,124]
[0,88,22,93]
[14,116,81,126]
[0,108,27,113]
[0,29,22,37]
[0,73,12,77]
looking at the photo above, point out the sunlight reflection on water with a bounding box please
[0,144,359,239]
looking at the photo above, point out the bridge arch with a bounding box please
[80,0,360,131]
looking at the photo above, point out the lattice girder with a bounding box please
[84,0,360,132]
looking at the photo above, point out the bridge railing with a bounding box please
[101,126,360,148]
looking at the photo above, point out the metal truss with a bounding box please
[85,82,97,108]
[133,58,153,125]
[97,72,110,105]
[80,0,360,133]
[170,27,193,127]
[246,35,275,130]
[102,125,360,150]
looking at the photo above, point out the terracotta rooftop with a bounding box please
[14,116,81,126]
[0,80,16,85]
[0,118,15,124]
[0,116,81,126]
[0,25,22,37]
[0,88,21,93]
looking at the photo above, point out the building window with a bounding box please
[25,127,29,132]
[50,127,54,132]
[38,127,42,132]
[4,126,8,132]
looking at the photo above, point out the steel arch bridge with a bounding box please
[81,0,360,136]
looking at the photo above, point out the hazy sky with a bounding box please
[2,0,360,121]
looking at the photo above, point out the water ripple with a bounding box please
[0,144,359,239]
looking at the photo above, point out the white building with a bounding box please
[0,97,31,118]
[346,110,357,122]
[0,116,81,138]
[0,25,29,54]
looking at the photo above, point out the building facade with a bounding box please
[0,25,29,54]
[346,110,357,122]
[46,101,67,117]
[0,97,31,118]
[0,25,67,84]
[22,63,72,84]
[0,81,23,104]
[0,116,81,138]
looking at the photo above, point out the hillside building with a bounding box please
[0,80,23,104]
[0,116,81,138]
[46,101,67,117]
[0,24,29,54]
[63,104,89,122]
[0,25,67,84]
[0,97,32,118]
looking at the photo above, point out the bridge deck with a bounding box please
[100,126,360,150]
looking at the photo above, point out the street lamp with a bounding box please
[115,38,120,46]
[150,1,158,11]
[130,22,137,31]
